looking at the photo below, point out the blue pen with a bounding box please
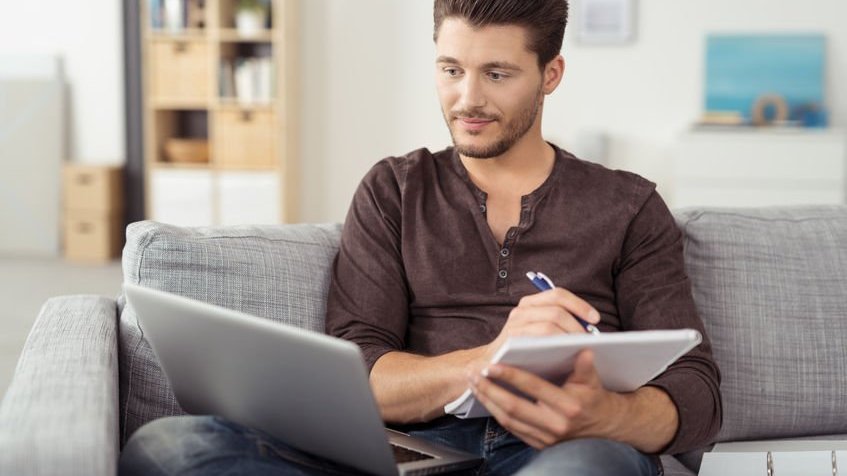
[526,271,601,335]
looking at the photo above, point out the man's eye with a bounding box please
[488,72,506,81]
[444,68,461,77]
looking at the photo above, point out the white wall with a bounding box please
[2,1,843,221]
[300,1,447,223]
[299,0,847,223]
[0,0,125,165]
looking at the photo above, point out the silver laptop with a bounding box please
[124,283,482,476]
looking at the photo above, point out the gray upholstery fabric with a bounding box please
[8,206,847,475]
[0,296,119,476]
[119,221,342,445]
[675,206,847,442]
[660,456,697,476]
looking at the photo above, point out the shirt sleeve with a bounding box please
[614,188,723,455]
[325,159,410,373]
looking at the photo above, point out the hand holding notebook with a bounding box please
[445,329,702,419]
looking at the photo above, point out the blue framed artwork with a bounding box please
[705,34,827,126]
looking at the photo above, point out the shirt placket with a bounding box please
[492,196,531,293]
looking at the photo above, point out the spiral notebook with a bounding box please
[699,440,847,476]
[444,329,702,419]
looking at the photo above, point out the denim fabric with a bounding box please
[119,415,657,476]
[119,416,367,476]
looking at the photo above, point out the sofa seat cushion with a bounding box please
[675,206,847,442]
[118,221,342,445]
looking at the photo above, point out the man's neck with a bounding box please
[459,133,555,197]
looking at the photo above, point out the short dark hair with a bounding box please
[433,0,569,68]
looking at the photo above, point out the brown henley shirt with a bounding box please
[325,145,722,455]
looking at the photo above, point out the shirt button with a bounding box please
[498,270,508,279]
[500,248,510,257]
[480,204,487,213]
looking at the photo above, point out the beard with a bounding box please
[444,87,543,159]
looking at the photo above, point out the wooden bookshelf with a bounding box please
[218,29,275,42]
[140,0,299,226]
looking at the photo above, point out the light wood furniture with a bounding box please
[672,129,847,208]
[140,0,299,226]
[63,164,125,262]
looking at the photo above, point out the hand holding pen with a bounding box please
[526,272,601,335]
[480,270,602,362]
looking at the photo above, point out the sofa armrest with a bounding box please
[0,295,119,476]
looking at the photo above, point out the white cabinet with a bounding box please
[151,169,214,226]
[150,169,282,226]
[672,129,847,208]
[218,171,280,226]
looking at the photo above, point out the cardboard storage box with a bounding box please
[63,211,123,262]
[63,165,124,213]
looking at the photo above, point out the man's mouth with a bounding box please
[455,116,496,131]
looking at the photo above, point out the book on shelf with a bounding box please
[219,60,236,98]
[149,0,205,31]
[220,56,275,104]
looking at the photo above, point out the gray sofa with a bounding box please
[3,206,847,476]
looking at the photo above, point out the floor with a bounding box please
[0,256,123,400]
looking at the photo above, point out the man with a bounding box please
[119,0,720,474]
[324,0,720,474]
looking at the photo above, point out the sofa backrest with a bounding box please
[118,221,342,445]
[119,206,847,448]
[676,206,847,442]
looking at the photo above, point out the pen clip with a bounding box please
[525,271,553,291]
[533,272,556,290]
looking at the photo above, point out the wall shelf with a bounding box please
[140,0,299,226]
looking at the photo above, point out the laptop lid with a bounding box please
[124,283,400,476]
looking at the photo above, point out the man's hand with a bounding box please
[482,288,601,362]
[470,350,621,449]
[469,350,679,453]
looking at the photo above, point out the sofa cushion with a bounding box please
[119,221,342,445]
[675,206,847,442]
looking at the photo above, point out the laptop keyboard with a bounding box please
[392,444,436,463]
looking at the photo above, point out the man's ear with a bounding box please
[542,55,565,95]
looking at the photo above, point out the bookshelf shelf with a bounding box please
[218,29,274,42]
[216,163,278,171]
[151,161,212,170]
[141,0,299,226]
[214,99,274,110]
[151,161,277,171]
[147,29,208,40]
[152,99,211,109]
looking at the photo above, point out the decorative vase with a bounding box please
[236,10,265,36]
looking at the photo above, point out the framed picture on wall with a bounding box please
[577,0,637,45]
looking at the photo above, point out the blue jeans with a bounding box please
[119,415,658,475]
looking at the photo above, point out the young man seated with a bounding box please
[119,1,721,474]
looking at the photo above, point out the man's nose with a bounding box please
[457,75,487,110]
